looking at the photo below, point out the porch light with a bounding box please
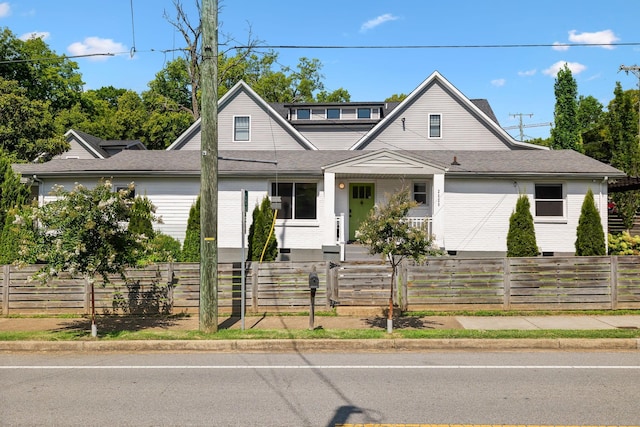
[338,182,345,189]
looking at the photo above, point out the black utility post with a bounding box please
[308,266,319,330]
[199,0,218,332]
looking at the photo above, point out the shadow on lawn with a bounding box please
[364,316,446,329]
[53,315,187,334]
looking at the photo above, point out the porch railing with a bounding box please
[335,215,432,261]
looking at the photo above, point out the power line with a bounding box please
[233,42,640,50]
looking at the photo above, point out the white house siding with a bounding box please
[218,91,308,150]
[177,132,202,151]
[362,81,512,151]
[444,178,608,255]
[298,126,371,150]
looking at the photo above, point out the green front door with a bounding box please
[348,183,375,241]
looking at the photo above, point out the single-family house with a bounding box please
[14,71,625,261]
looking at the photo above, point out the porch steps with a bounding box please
[345,243,385,262]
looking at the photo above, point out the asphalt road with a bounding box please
[1,351,639,426]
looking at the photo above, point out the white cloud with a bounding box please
[0,2,10,18]
[542,61,587,77]
[518,69,536,77]
[360,13,399,32]
[67,37,126,61]
[568,29,619,49]
[19,31,50,41]
[491,78,506,87]
[552,42,570,51]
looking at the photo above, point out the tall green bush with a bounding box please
[247,196,277,261]
[575,188,606,256]
[128,195,156,238]
[181,196,200,262]
[507,194,539,257]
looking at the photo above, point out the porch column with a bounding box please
[432,173,445,248]
[323,172,337,246]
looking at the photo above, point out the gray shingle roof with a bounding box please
[13,149,624,179]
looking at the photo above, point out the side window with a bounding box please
[326,108,340,119]
[234,116,250,141]
[534,183,564,217]
[429,114,441,138]
[271,182,317,220]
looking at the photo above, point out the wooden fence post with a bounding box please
[2,265,10,315]
[610,256,618,310]
[251,262,258,312]
[324,262,331,310]
[503,258,511,310]
[400,260,408,311]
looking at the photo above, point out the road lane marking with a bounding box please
[2,365,640,370]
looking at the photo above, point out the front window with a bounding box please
[413,182,428,205]
[234,116,250,141]
[429,114,441,138]
[271,182,317,219]
[327,108,340,119]
[297,109,311,119]
[535,183,564,217]
[357,108,371,119]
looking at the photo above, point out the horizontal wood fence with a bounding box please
[2,256,640,315]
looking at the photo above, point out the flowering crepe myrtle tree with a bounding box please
[356,186,440,333]
[15,180,149,337]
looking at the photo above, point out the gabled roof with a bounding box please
[166,81,318,151]
[64,129,146,158]
[13,149,624,179]
[349,71,547,151]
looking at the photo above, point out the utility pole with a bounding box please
[200,0,218,332]
[619,65,640,139]
[509,113,533,141]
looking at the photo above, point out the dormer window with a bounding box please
[297,109,311,120]
[327,108,340,119]
[357,108,371,119]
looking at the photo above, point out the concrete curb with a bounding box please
[0,338,638,352]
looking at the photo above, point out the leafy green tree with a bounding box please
[181,196,200,262]
[247,196,277,262]
[608,82,640,230]
[0,150,32,264]
[385,93,408,102]
[507,194,539,257]
[579,95,609,162]
[575,188,606,256]
[356,187,439,333]
[142,233,182,264]
[14,180,149,336]
[551,64,582,152]
[0,28,83,114]
[0,77,68,161]
[128,195,157,238]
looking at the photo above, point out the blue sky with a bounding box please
[2,0,639,140]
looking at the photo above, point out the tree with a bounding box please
[575,188,606,256]
[608,82,640,230]
[0,77,68,161]
[128,195,157,238]
[0,28,83,114]
[246,196,277,262]
[14,180,148,336]
[356,187,439,333]
[507,194,539,257]
[181,196,200,262]
[579,95,608,162]
[385,93,408,102]
[551,64,582,152]
[0,150,31,264]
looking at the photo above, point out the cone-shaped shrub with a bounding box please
[507,194,539,257]
[575,188,606,256]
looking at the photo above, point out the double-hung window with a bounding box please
[271,182,317,220]
[534,183,564,217]
[429,114,442,138]
[234,116,250,141]
[413,182,429,205]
